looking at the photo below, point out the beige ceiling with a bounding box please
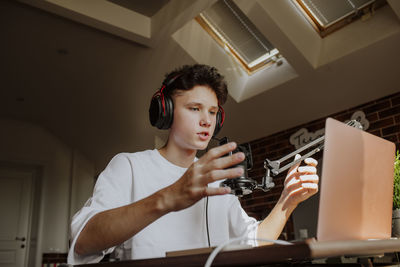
[1,0,400,173]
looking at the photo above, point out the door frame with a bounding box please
[0,162,43,267]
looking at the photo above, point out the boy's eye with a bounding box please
[190,107,199,111]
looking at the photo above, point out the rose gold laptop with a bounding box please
[317,118,395,241]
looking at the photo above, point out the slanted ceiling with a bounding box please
[19,0,400,102]
[1,0,400,172]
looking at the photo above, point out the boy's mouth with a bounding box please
[198,132,209,137]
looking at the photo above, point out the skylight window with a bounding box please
[196,0,281,75]
[294,0,387,37]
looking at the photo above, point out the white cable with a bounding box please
[204,237,292,267]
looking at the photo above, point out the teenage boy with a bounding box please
[67,64,318,264]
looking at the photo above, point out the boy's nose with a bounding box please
[200,115,211,127]
[200,119,211,127]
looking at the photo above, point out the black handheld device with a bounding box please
[219,137,255,196]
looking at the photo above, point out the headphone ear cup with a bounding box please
[148,93,174,130]
[149,95,164,129]
[213,109,223,136]
[150,74,182,130]
[161,94,174,129]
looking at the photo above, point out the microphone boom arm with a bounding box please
[266,135,325,176]
[254,119,363,193]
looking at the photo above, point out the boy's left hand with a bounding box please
[280,154,319,209]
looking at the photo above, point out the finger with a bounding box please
[203,152,245,173]
[284,154,302,185]
[199,142,237,163]
[287,154,302,178]
[284,171,301,186]
[299,174,319,183]
[205,186,231,196]
[286,178,318,193]
[285,169,316,187]
[304,157,318,167]
[301,183,318,190]
[286,175,302,188]
[298,166,317,174]
[204,167,244,184]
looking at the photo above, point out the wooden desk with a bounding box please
[76,239,400,267]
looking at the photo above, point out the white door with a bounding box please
[0,169,33,267]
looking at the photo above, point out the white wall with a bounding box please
[0,118,94,266]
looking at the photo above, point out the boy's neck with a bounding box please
[158,144,197,168]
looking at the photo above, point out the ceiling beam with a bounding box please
[19,0,152,46]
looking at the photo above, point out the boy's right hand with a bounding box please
[161,142,245,212]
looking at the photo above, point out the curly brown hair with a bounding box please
[162,64,228,105]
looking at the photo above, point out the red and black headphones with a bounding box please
[149,74,225,136]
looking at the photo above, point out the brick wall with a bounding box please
[240,92,400,240]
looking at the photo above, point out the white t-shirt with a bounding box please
[67,149,258,264]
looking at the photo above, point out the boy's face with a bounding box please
[169,85,219,151]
